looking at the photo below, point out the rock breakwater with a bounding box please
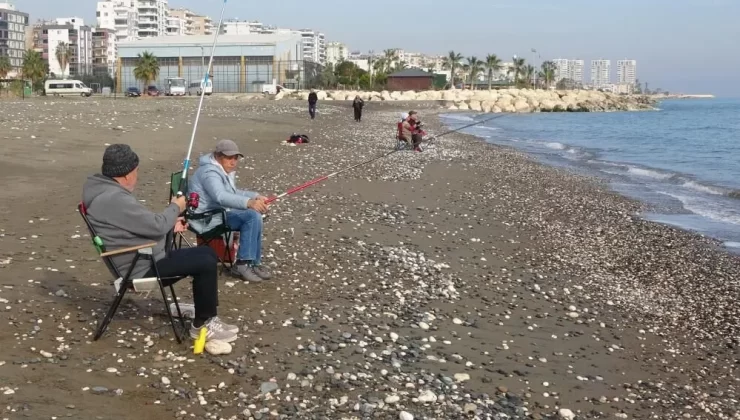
[271,88,657,113]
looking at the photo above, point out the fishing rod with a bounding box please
[264,113,507,204]
[176,0,228,196]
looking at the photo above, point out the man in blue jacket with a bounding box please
[188,139,272,283]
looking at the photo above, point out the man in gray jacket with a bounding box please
[82,144,238,342]
[188,139,271,283]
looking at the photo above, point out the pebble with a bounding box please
[399,411,414,420]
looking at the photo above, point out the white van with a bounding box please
[44,79,92,97]
[188,79,212,96]
[164,77,187,96]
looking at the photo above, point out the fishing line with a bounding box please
[264,113,508,204]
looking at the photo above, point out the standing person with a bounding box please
[308,89,318,120]
[352,95,365,122]
[188,140,273,283]
[82,144,238,342]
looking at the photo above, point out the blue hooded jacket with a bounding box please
[187,153,259,232]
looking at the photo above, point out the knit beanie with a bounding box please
[102,144,139,178]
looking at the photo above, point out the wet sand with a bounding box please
[0,96,738,420]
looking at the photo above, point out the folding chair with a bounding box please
[169,171,236,272]
[78,202,187,342]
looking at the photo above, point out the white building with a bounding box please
[165,16,185,36]
[326,42,347,65]
[553,58,569,81]
[36,18,93,77]
[553,58,584,83]
[590,59,611,88]
[221,20,326,64]
[96,0,168,41]
[222,19,267,35]
[616,59,637,84]
[0,2,30,76]
[297,29,325,64]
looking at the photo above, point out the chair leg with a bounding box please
[94,285,129,341]
[152,262,185,344]
[169,284,187,340]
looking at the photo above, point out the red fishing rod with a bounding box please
[264,113,507,204]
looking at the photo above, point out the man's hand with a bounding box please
[247,197,269,214]
[171,195,187,213]
[174,217,188,233]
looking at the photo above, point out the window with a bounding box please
[96,11,100,17]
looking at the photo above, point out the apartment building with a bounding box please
[96,0,168,41]
[221,19,264,35]
[0,2,29,76]
[326,41,347,65]
[616,59,637,84]
[92,27,116,76]
[590,59,611,88]
[222,20,326,64]
[191,15,213,35]
[553,58,585,83]
[34,17,93,77]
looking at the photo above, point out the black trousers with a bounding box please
[146,247,219,322]
[353,108,362,121]
[412,133,423,148]
[308,103,317,119]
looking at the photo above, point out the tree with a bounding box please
[335,60,366,87]
[510,57,526,87]
[538,61,556,89]
[133,51,159,90]
[22,49,47,91]
[55,41,74,78]
[633,78,642,94]
[321,63,337,88]
[524,65,535,88]
[443,51,463,89]
[0,56,11,79]
[484,54,503,90]
[466,56,483,90]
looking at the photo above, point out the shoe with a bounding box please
[189,316,238,342]
[172,304,239,333]
[231,264,263,283]
[251,264,272,280]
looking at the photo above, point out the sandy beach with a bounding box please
[0,96,738,420]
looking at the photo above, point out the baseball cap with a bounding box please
[214,139,243,157]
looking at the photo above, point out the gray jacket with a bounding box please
[82,174,180,279]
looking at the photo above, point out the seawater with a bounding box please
[440,98,740,252]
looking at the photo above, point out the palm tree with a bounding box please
[484,54,503,90]
[133,51,160,90]
[466,56,483,90]
[22,49,47,89]
[382,49,398,73]
[524,65,535,88]
[0,55,11,79]
[443,50,463,89]
[510,57,526,87]
[55,41,74,79]
[538,61,556,89]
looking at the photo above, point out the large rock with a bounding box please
[468,100,482,111]
[442,90,459,101]
[273,91,285,100]
[480,100,496,113]
[513,99,530,112]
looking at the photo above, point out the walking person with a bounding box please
[308,89,318,120]
[352,95,364,122]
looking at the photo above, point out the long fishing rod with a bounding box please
[264,113,507,204]
[177,0,228,196]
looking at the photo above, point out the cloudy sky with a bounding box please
[20,0,739,96]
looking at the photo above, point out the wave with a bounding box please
[440,114,475,122]
[681,181,725,196]
[660,191,740,225]
[545,142,567,150]
[626,167,675,180]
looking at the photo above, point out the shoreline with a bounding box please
[0,98,738,419]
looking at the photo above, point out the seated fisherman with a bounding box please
[188,139,272,283]
[82,144,238,343]
[402,110,425,152]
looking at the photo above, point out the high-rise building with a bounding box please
[552,58,584,83]
[590,59,611,87]
[326,42,347,65]
[0,2,30,77]
[92,28,116,76]
[553,59,569,82]
[34,17,93,77]
[96,0,168,41]
[190,15,213,35]
[616,59,637,84]
[221,20,264,35]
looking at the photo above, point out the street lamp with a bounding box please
[531,48,537,89]
[368,49,374,88]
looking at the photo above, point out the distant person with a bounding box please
[352,96,365,122]
[308,89,318,120]
[401,110,424,152]
[396,112,409,147]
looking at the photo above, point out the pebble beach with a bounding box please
[0,96,738,420]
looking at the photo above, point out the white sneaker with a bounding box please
[189,316,238,343]
[171,303,239,333]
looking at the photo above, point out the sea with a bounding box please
[439,98,740,252]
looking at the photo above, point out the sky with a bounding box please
[17,0,740,96]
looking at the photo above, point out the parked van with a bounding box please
[164,77,186,96]
[188,79,212,96]
[44,80,92,97]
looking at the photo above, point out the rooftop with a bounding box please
[388,69,433,78]
[118,33,301,47]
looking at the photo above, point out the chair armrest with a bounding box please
[100,242,157,257]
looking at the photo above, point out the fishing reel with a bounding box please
[186,192,200,217]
